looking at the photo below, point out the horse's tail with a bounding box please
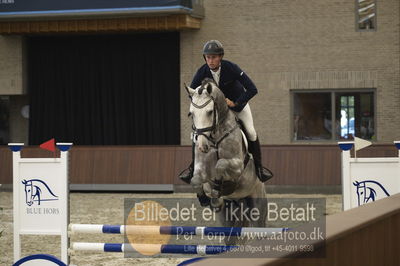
[28,179,58,198]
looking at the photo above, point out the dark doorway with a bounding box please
[0,96,10,144]
[28,33,180,145]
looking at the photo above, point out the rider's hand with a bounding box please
[226,98,236,107]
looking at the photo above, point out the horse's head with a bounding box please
[185,79,225,153]
[22,179,34,206]
[353,180,375,206]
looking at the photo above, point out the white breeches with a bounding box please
[233,103,257,141]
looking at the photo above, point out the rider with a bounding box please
[179,40,272,184]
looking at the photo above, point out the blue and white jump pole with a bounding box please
[71,243,238,255]
[69,224,289,237]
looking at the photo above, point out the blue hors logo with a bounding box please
[353,180,390,206]
[22,179,59,206]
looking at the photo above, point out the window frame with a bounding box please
[355,0,377,32]
[290,88,377,143]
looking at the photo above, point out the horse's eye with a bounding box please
[207,110,213,116]
[187,112,192,117]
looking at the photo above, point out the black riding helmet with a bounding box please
[203,40,224,58]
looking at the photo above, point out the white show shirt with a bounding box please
[210,67,221,85]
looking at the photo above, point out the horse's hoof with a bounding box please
[210,205,221,213]
[221,181,237,195]
[210,198,223,212]
[211,189,221,198]
[197,193,211,207]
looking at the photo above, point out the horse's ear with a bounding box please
[206,83,212,94]
[184,83,195,97]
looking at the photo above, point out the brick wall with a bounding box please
[180,0,400,145]
[0,0,398,145]
[0,36,24,95]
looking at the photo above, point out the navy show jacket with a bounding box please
[190,60,258,112]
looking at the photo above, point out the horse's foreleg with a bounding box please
[215,158,243,183]
[190,162,208,195]
[245,182,267,227]
[190,174,204,195]
[246,196,267,228]
[210,158,243,208]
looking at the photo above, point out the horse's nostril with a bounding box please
[199,145,209,153]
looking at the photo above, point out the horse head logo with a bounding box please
[22,179,59,206]
[353,180,390,207]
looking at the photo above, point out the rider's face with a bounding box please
[205,54,222,71]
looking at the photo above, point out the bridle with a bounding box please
[190,94,239,158]
[190,96,218,138]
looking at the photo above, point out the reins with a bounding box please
[190,94,240,160]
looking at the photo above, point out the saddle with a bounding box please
[237,119,251,168]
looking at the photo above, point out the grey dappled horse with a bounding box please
[185,78,267,236]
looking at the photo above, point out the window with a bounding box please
[339,95,355,139]
[293,93,332,141]
[336,92,375,140]
[0,96,10,145]
[356,0,376,31]
[292,90,375,141]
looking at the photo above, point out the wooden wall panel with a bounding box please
[262,145,341,186]
[173,146,193,184]
[0,147,11,185]
[0,144,397,187]
[68,146,177,184]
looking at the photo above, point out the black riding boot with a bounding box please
[179,141,195,184]
[248,137,273,182]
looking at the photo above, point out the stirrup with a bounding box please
[178,167,193,184]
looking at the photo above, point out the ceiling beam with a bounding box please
[0,14,201,34]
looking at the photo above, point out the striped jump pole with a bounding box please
[71,243,238,255]
[69,224,289,237]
